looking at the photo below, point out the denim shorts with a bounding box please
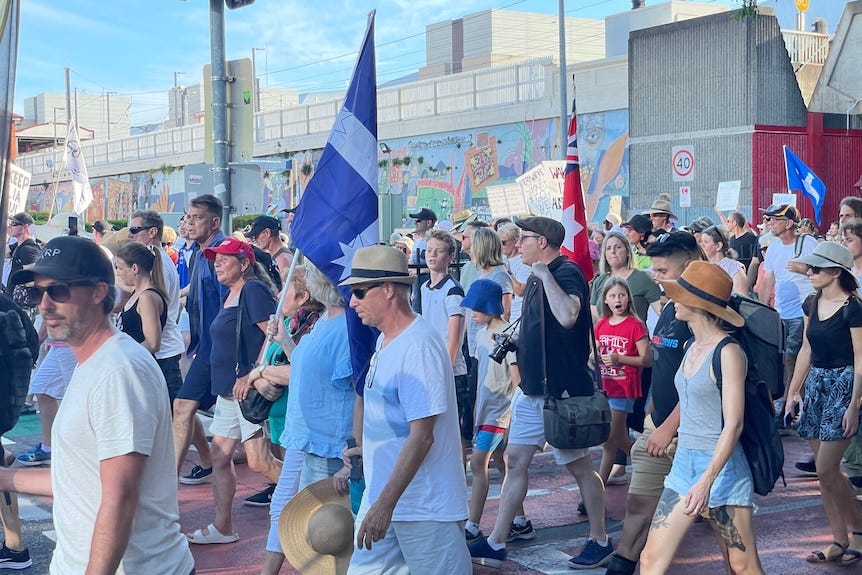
[608,397,637,413]
[782,317,805,358]
[798,365,861,442]
[665,444,754,508]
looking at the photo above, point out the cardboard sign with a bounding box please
[486,183,528,218]
[516,161,565,219]
[715,180,741,212]
[5,163,31,216]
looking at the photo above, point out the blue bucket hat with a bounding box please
[461,279,504,316]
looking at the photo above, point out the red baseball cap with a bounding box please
[203,237,256,264]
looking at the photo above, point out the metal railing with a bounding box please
[782,29,830,67]
[18,57,554,179]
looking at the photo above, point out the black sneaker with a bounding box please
[794,460,817,475]
[179,465,213,485]
[507,520,536,542]
[0,544,32,570]
[465,528,483,543]
[244,484,276,507]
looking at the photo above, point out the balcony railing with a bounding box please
[782,29,830,67]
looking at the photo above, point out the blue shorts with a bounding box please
[608,397,637,413]
[176,354,217,410]
[798,365,861,442]
[473,426,505,452]
[782,317,804,358]
[665,445,754,508]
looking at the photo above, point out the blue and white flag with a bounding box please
[783,145,825,225]
[291,12,379,388]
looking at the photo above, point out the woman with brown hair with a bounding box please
[785,242,862,564]
[698,225,749,296]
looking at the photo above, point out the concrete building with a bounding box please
[21,92,131,141]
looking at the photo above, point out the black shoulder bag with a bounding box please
[540,279,611,449]
[236,287,274,425]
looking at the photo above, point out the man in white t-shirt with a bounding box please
[757,203,815,403]
[2,235,194,574]
[341,245,471,575]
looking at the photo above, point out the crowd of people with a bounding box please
[0,189,860,573]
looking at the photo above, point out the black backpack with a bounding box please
[727,293,785,399]
[712,335,785,497]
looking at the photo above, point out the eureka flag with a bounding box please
[63,120,93,214]
[561,98,594,282]
[783,145,825,226]
[290,12,379,388]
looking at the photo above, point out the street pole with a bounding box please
[64,67,71,123]
[558,0,568,160]
[210,0,231,233]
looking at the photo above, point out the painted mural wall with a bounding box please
[370,110,629,226]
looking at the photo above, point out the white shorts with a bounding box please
[209,395,262,442]
[29,346,76,399]
[347,514,471,575]
[508,392,590,466]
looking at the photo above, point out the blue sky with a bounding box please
[14,0,845,126]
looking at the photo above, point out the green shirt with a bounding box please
[590,269,661,322]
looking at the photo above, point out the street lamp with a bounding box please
[173,71,187,127]
[252,47,266,112]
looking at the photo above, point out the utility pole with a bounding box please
[105,91,117,140]
[210,0,230,232]
[558,0,568,160]
[252,47,265,112]
[64,67,72,123]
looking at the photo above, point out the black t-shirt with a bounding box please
[803,294,862,368]
[119,288,168,347]
[4,239,40,294]
[649,301,692,427]
[729,231,758,270]
[209,280,276,396]
[517,256,592,398]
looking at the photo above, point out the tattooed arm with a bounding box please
[684,342,746,517]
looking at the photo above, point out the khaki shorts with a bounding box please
[629,414,677,498]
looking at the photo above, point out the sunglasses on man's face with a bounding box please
[26,281,95,304]
[128,225,155,235]
[350,283,384,300]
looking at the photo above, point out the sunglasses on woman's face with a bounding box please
[26,280,95,304]
[807,266,824,274]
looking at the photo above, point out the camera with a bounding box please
[489,332,518,364]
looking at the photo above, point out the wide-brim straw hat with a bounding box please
[339,245,413,286]
[279,479,354,575]
[646,198,678,220]
[658,261,744,327]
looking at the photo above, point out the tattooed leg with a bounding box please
[650,488,682,531]
[708,506,746,552]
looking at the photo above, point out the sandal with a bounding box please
[187,523,239,545]
[843,532,862,565]
[806,541,846,563]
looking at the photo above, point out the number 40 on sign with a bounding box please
[672,146,694,182]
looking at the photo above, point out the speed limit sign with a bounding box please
[672,146,694,182]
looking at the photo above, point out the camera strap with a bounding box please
[538,268,603,402]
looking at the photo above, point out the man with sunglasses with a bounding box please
[4,213,39,296]
[341,245,470,575]
[757,203,815,414]
[173,194,228,485]
[3,235,195,574]
[470,216,612,570]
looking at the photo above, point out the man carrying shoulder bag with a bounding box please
[469,217,613,570]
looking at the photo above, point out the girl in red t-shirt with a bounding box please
[595,277,651,486]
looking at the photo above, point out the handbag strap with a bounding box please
[588,316,604,392]
[235,286,245,377]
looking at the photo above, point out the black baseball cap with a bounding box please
[10,236,114,286]
[622,214,652,234]
[245,215,280,238]
[687,216,714,233]
[515,216,565,248]
[9,212,34,226]
[408,207,437,222]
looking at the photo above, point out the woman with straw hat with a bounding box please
[639,262,765,575]
[784,242,862,564]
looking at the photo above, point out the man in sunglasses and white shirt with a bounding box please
[2,236,194,574]
[757,203,815,412]
[340,245,470,575]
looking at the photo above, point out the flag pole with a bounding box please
[256,247,302,366]
[782,145,791,193]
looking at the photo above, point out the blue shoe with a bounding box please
[179,465,213,485]
[16,444,50,466]
[568,538,614,570]
[468,536,506,568]
[465,528,484,544]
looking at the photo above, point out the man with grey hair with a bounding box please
[128,209,186,403]
[340,245,470,574]
[2,236,194,574]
